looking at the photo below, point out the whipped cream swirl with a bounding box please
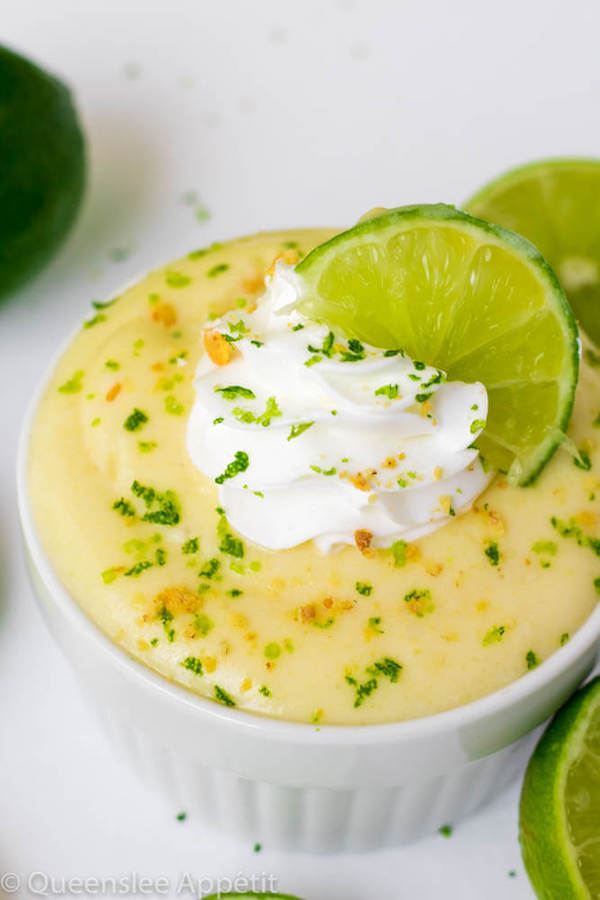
[187,263,492,552]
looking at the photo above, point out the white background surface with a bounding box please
[2,1,600,897]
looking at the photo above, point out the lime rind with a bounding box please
[296,204,579,486]
[520,676,600,900]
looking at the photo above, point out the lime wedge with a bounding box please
[295,204,579,485]
[520,676,600,899]
[465,158,600,344]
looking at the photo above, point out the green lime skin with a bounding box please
[520,676,600,899]
[466,158,600,345]
[0,45,86,298]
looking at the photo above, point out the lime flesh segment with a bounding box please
[465,158,600,345]
[520,677,600,899]
[296,204,579,485]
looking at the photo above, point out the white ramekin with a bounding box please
[17,358,600,853]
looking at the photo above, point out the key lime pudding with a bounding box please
[27,208,600,725]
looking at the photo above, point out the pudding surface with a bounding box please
[28,229,600,724]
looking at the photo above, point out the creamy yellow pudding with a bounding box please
[28,230,600,725]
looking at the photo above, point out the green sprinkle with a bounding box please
[439,825,453,838]
[214,685,236,707]
[253,842,262,852]
[138,441,157,453]
[91,417,101,427]
[383,349,402,357]
[155,547,167,566]
[83,313,107,328]
[199,558,220,579]
[182,537,199,555]
[258,685,271,698]
[165,270,192,288]
[58,370,84,394]
[287,420,315,441]
[124,560,153,577]
[215,385,255,400]
[304,355,322,367]
[292,323,304,331]
[219,532,244,558]
[414,361,426,370]
[150,638,159,647]
[101,567,123,584]
[345,674,378,708]
[374,384,400,399]
[124,408,149,431]
[366,657,402,682]
[526,650,540,670]
[176,812,187,822]
[213,417,224,425]
[391,540,407,567]
[181,656,204,676]
[560,632,570,645]
[484,540,500,566]
[131,480,181,526]
[367,616,384,634]
[404,588,433,617]
[215,451,249,484]
[470,419,486,434]
[313,618,335,629]
[594,577,600,595]
[112,498,136,518]
[264,642,281,659]
[105,360,120,370]
[165,395,185,416]
[158,605,175,643]
[483,625,506,646]
[207,263,229,278]
[194,613,214,637]
[249,561,262,572]
[355,581,373,596]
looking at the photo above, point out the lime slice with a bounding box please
[295,204,579,485]
[520,676,600,899]
[465,158,600,344]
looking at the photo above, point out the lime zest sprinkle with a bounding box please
[214,685,236,707]
[58,370,84,394]
[124,408,149,431]
[181,656,203,676]
[215,451,249,484]
[484,540,500,566]
[355,581,373,596]
[288,421,315,441]
[215,385,255,400]
[483,624,506,646]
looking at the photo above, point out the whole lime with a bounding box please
[0,45,85,298]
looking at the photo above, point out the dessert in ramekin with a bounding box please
[19,214,600,850]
